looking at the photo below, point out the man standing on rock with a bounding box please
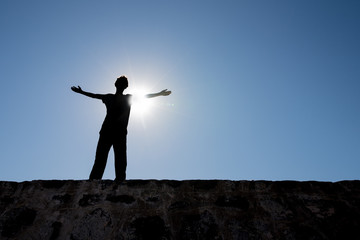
[71,76,171,182]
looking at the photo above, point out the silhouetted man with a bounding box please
[71,76,171,182]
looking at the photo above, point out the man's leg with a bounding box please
[89,134,112,180]
[113,135,127,182]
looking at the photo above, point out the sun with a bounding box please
[130,88,153,116]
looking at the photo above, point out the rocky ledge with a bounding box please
[0,180,359,239]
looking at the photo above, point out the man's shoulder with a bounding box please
[102,93,114,102]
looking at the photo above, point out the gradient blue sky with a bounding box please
[1,1,359,182]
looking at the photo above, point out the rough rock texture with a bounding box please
[0,180,359,239]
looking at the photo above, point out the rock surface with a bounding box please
[0,180,359,239]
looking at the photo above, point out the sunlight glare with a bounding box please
[130,88,153,116]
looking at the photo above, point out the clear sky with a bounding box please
[1,1,359,182]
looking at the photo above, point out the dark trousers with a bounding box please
[89,133,127,181]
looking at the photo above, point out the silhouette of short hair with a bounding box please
[115,76,128,90]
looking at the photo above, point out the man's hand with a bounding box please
[71,86,83,94]
[159,89,172,96]
[71,86,104,99]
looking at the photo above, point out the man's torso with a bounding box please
[100,94,131,136]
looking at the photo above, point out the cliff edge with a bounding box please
[0,180,359,239]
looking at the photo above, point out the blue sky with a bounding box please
[1,1,359,182]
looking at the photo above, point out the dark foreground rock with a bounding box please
[0,180,359,239]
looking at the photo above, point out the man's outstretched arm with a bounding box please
[146,89,172,98]
[71,86,104,99]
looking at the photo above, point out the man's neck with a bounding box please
[115,90,124,95]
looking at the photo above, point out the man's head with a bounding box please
[115,76,128,91]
